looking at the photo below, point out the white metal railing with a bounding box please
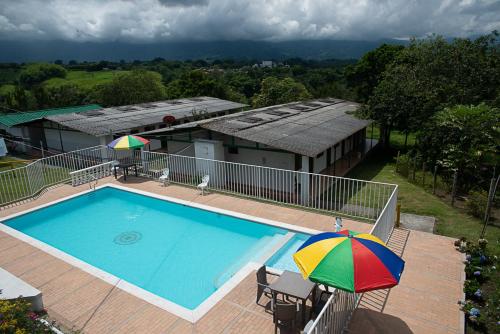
[134,150,397,222]
[0,145,107,206]
[370,185,398,243]
[1,146,397,222]
[70,161,114,186]
[306,185,398,334]
[307,290,358,334]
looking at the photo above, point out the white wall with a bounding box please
[226,147,294,170]
[44,128,100,152]
[168,141,195,156]
[0,125,26,139]
[313,152,327,173]
[149,139,161,150]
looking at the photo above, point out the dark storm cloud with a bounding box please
[157,0,208,7]
[0,0,498,42]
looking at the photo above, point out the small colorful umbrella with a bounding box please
[293,230,404,293]
[107,135,150,150]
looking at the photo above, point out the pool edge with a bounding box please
[0,183,320,323]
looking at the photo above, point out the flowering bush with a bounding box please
[458,237,499,333]
[0,299,51,334]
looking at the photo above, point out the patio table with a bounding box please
[114,162,138,181]
[269,270,316,325]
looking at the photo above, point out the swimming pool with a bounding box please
[2,186,291,314]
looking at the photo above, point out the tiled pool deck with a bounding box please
[0,177,464,334]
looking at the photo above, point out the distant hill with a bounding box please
[0,39,407,63]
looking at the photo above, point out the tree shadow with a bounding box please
[345,147,394,182]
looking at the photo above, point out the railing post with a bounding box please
[396,203,401,228]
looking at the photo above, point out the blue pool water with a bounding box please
[4,187,289,310]
[266,233,311,273]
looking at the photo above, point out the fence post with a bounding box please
[40,140,45,159]
[432,165,438,195]
[396,203,401,228]
[395,151,400,173]
[451,170,458,207]
[481,175,500,239]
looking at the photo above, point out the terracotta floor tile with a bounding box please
[0,181,465,334]
[194,300,243,334]
[48,278,115,324]
[2,249,55,276]
[77,289,148,334]
[113,304,179,334]
[40,268,97,306]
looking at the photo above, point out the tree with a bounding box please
[417,104,500,190]
[165,70,227,99]
[2,86,36,111]
[44,83,86,108]
[364,33,500,148]
[346,44,404,102]
[93,70,166,106]
[18,63,67,88]
[252,77,312,107]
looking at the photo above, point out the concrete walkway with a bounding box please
[0,177,464,333]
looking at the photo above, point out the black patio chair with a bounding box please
[256,265,280,307]
[274,302,299,334]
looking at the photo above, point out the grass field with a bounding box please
[43,70,129,90]
[347,131,499,257]
[0,157,30,171]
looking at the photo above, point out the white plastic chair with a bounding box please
[111,160,120,178]
[197,175,210,195]
[159,168,170,186]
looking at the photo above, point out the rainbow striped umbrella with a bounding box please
[107,135,150,150]
[293,230,404,293]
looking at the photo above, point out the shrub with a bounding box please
[396,153,411,177]
[0,299,51,333]
[19,63,67,88]
[467,190,488,218]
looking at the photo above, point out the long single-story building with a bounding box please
[0,97,246,152]
[139,98,376,176]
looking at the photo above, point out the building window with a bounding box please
[316,152,324,158]
[228,146,239,154]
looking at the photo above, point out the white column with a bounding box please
[300,155,310,205]
[99,135,112,161]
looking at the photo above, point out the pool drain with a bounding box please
[114,231,142,245]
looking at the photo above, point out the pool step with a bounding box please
[213,233,286,288]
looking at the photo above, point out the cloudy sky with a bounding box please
[0,0,499,42]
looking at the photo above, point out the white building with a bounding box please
[139,98,376,177]
[0,97,246,153]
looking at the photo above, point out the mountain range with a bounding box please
[0,39,408,62]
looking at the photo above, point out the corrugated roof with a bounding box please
[0,104,102,127]
[46,97,246,136]
[200,98,371,157]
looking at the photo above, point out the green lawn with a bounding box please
[43,70,129,90]
[0,158,71,205]
[347,149,500,256]
[0,157,29,171]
